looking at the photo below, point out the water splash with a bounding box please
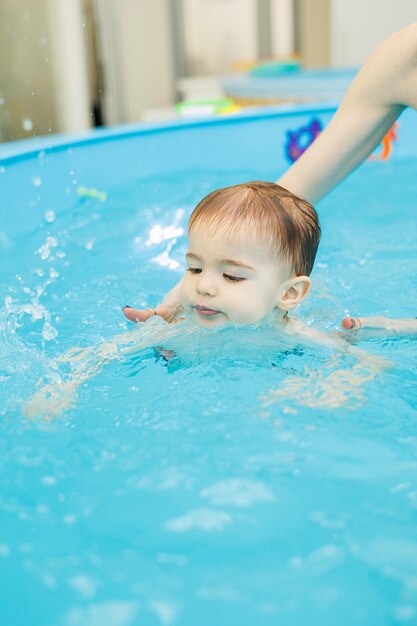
[0,306,60,417]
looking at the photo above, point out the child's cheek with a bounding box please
[226,288,252,321]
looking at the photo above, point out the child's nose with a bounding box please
[196,273,217,296]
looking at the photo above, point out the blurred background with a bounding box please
[0,0,416,143]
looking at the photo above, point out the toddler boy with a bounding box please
[177,180,318,329]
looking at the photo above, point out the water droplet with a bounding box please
[37,243,50,260]
[42,322,58,341]
[44,210,55,223]
[32,177,42,187]
[32,304,44,320]
[22,118,33,131]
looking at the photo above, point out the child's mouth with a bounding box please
[195,305,221,317]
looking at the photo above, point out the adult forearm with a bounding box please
[278,23,417,204]
[277,103,403,204]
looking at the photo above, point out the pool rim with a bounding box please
[0,101,339,166]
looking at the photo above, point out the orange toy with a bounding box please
[370,122,398,161]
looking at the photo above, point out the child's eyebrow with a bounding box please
[186,252,255,271]
[221,258,256,271]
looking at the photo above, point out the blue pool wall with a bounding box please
[1,103,416,241]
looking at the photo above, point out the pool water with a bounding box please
[1,144,417,624]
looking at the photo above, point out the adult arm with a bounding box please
[277,22,417,204]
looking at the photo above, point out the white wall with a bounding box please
[331,0,417,66]
[48,0,91,133]
[94,0,175,123]
[271,0,295,58]
[183,0,257,75]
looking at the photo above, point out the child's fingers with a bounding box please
[341,315,402,331]
[122,306,154,323]
[342,316,362,331]
[154,303,181,322]
[122,303,183,323]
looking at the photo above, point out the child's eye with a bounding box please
[223,273,245,283]
[187,267,202,274]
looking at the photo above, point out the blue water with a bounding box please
[1,155,417,625]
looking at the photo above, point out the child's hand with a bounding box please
[122,281,184,324]
[122,303,183,324]
[342,316,383,331]
[342,316,417,335]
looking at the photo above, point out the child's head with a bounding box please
[179,181,321,327]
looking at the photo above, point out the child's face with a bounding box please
[179,225,293,328]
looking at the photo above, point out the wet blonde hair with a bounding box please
[188,181,321,276]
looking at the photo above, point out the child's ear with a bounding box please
[277,276,311,311]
